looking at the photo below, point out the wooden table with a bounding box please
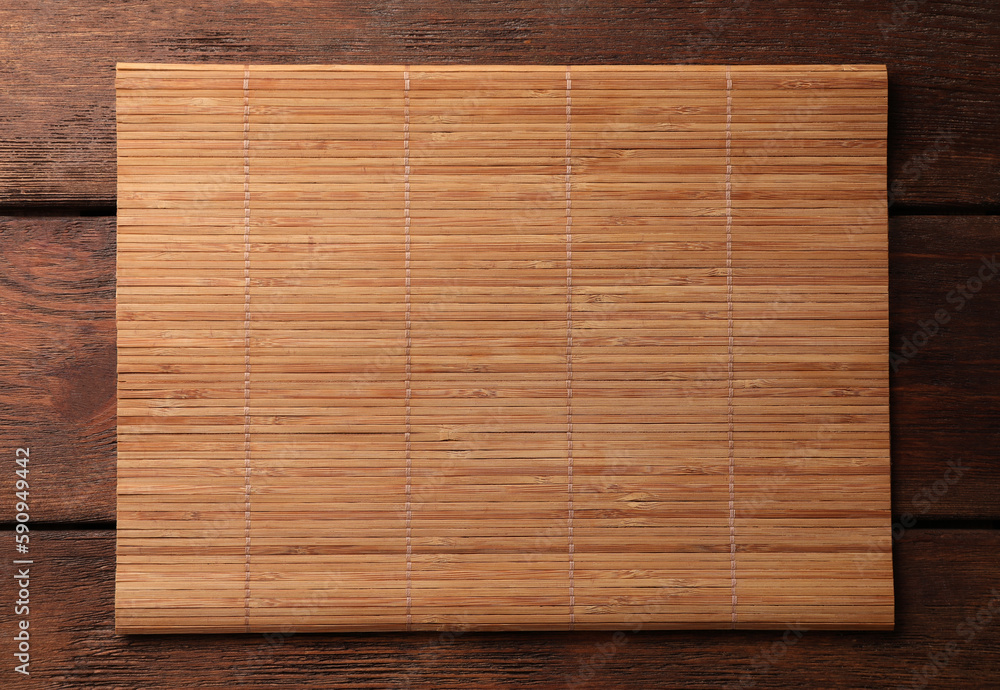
[1,2,997,687]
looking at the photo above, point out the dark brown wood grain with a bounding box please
[1,1,998,684]
[0,215,996,523]
[889,216,1000,522]
[0,529,996,687]
[0,217,116,524]
[1,0,998,208]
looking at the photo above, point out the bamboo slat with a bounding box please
[115,63,891,634]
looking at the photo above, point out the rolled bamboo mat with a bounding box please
[115,63,891,633]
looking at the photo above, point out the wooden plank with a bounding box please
[889,216,1000,520]
[0,528,996,685]
[0,217,116,523]
[1,1,998,207]
[1,215,996,525]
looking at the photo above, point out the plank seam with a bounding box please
[565,64,576,631]
[241,63,252,634]
[403,66,413,633]
[725,65,738,630]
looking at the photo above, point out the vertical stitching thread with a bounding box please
[242,63,252,634]
[403,67,413,632]
[725,66,738,629]
[564,65,576,630]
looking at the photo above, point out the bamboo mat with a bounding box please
[115,63,892,633]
